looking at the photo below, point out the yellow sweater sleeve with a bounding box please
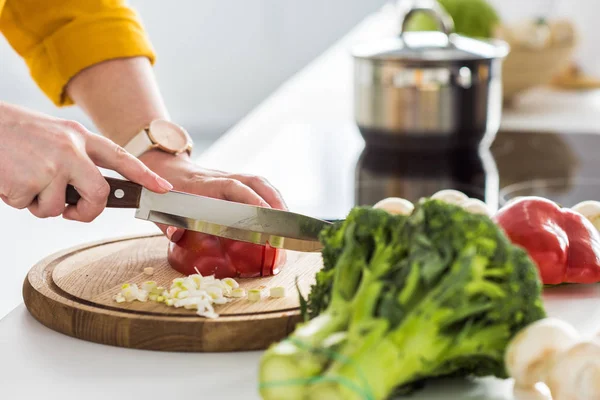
[0,0,156,106]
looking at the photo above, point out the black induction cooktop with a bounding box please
[354,129,600,212]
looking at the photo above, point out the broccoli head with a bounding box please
[259,198,546,400]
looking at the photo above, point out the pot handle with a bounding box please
[397,0,455,41]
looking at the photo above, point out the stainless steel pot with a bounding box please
[351,0,510,150]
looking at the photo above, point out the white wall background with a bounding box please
[0,0,387,141]
[0,0,598,142]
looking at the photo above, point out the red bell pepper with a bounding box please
[167,230,287,279]
[494,197,600,285]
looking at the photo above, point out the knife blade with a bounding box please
[65,177,333,252]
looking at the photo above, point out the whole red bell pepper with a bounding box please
[167,230,287,279]
[494,196,600,285]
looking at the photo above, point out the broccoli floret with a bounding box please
[259,199,546,400]
[307,207,406,318]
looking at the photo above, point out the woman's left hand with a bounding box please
[139,149,288,242]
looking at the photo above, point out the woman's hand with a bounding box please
[0,102,173,222]
[139,149,288,242]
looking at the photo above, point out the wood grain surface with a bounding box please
[23,234,323,352]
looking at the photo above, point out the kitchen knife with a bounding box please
[65,177,333,252]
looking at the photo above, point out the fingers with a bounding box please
[232,174,288,210]
[155,224,184,244]
[163,176,278,244]
[27,177,68,218]
[205,177,270,208]
[86,133,172,193]
[61,160,110,223]
[166,226,185,243]
[1,191,36,210]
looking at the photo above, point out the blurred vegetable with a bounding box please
[431,189,492,216]
[258,198,545,399]
[572,200,600,232]
[506,317,600,400]
[404,0,501,38]
[373,197,414,215]
[494,197,600,284]
[431,189,469,205]
[546,341,600,400]
[505,318,580,388]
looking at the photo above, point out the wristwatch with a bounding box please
[123,119,193,158]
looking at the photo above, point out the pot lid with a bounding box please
[352,1,509,62]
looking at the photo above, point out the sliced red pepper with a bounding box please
[167,230,286,279]
[262,242,286,276]
[494,196,600,284]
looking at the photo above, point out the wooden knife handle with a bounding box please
[66,177,143,209]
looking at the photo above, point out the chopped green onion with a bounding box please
[248,289,262,302]
[222,278,239,289]
[141,281,157,293]
[231,288,246,298]
[113,272,242,318]
[270,286,286,298]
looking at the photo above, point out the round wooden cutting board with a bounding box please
[23,234,323,352]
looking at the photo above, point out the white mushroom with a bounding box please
[505,318,581,389]
[430,189,469,206]
[373,197,414,216]
[460,198,492,217]
[545,340,600,400]
[571,200,600,231]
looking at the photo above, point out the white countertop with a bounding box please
[3,285,600,399]
[2,7,600,400]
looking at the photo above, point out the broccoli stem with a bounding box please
[259,308,350,400]
[308,312,449,400]
[260,224,371,399]
[307,247,483,400]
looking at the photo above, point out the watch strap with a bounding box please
[123,127,155,158]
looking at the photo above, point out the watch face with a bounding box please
[148,120,190,153]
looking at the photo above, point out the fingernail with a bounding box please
[166,226,176,239]
[156,176,173,192]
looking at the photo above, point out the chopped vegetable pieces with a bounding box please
[269,286,286,298]
[248,289,262,302]
[112,272,242,318]
[231,288,247,298]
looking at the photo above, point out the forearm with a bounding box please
[65,56,169,146]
